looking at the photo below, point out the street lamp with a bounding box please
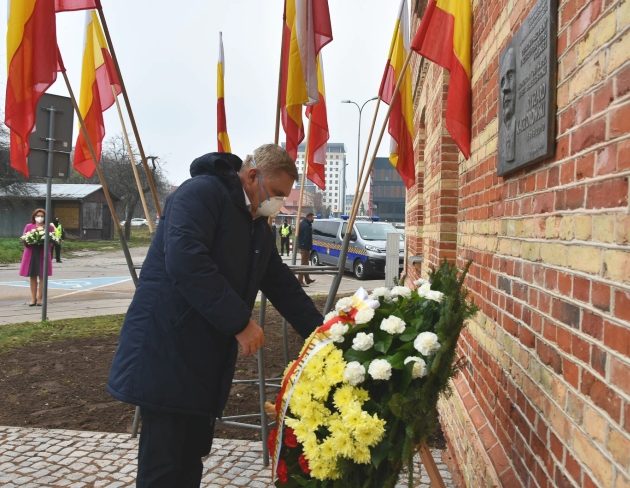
[341,97,378,215]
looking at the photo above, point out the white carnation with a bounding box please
[343,361,366,386]
[426,290,444,303]
[352,332,374,351]
[418,283,444,303]
[354,307,375,324]
[329,323,349,343]
[370,287,392,302]
[414,278,430,287]
[404,356,427,378]
[390,286,412,299]
[335,297,353,313]
[414,332,441,356]
[368,358,392,381]
[379,315,406,335]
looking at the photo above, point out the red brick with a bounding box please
[556,185,585,210]
[585,177,628,208]
[614,289,630,322]
[575,152,595,180]
[552,299,581,328]
[572,335,590,363]
[560,160,576,185]
[549,432,563,461]
[591,281,610,311]
[572,275,590,302]
[554,466,574,488]
[610,356,630,395]
[571,117,606,154]
[595,144,618,176]
[581,369,622,422]
[557,326,573,353]
[581,310,604,340]
[609,102,630,139]
[624,403,630,432]
[563,357,579,388]
[593,79,614,114]
[604,320,630,356]
[616,63,630,98]
[564,450,582,484]
[590,345,606,376]
[519,325,536,348]
[618,139,630,171]
[558,272,573,296]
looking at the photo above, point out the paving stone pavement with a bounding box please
[0,426,454,487]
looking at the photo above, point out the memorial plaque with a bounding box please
[497,0,557,176]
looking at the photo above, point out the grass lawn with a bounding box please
[0,314,125,354]
[0,227,153,265]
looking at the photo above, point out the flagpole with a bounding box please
[111,87,155,233]
[274,7,287,145]
[96,6,162,218]
[324,50,417,314]
[61,70,139,287]
[291,120,312,265]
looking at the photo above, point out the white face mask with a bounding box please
[254,169,285,218]
[35,216,44,224]
[256,197,285,217]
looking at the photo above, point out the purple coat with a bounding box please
[19,223,54,277]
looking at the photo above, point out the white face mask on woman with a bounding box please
[34,216,44,224]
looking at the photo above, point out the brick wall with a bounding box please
[409,0,630,486]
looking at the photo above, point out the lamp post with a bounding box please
[341,97,378,215]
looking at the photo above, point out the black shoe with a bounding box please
[28,302,36,307]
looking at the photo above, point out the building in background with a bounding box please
[294,142,346,215]
[0,183,116,239]
[370,157,405,222]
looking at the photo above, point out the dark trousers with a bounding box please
[280,237,290,255]
[54,243,61,262]
[137,408,216,487]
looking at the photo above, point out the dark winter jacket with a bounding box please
[107,153,323,416]
[297,218,313,251]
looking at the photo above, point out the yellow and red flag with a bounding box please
[73,11,121,178]
[411,0,472,158]
[279,0,332,159]
[305,54,328,190]
[378,0,415,189]
[55,0,100,12]
[5,0,61,177]
[217,32,231,153]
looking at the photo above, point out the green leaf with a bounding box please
[387,350,408,369]
[371,439,390,468]
[344,348,373,364]
[399,327,418,342]
[388,393,405,417]
[374,332,394,354]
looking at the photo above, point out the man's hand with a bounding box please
[235,319,265,356]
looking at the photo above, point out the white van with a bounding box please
[310,218,404,279]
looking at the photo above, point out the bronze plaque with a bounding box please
[497,0,557,176]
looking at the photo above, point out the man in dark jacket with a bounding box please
[297,212,315,286]
[107,144,323,486]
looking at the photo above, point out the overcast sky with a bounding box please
[1,1,400,187]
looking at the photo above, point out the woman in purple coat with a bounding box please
[19,208,54,306]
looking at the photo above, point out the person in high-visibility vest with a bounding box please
[52,217,66,263]
[279,219,292,256]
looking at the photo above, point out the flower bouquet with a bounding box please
[270,261,477,487]
[20,228,59,246]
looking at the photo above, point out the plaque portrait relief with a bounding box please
[500,47,516,163]
[497,0,558,176]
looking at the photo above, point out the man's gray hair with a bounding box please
[241,144,298,181]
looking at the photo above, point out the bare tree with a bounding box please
[68,134,171,239]
[0,120,30,193]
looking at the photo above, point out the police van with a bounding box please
[310,218,404,279]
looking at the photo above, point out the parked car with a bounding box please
[120,218,148,227]
[310,218,404,279]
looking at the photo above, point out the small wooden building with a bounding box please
[0,183,116,240]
